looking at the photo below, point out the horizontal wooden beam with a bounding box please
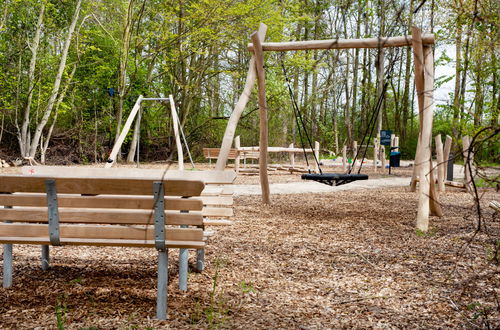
[248,34,434,52]
[239,146,314,153]
[0,175,204,196]
[0,236,205,249]
[202,207,233,217]
[0,208,203,226]
[0,193,203,210]
[0,223,203,242]
[23,166,236,185]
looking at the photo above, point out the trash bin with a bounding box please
[390,152,401,167]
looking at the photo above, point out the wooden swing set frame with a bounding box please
[215,23,440,231]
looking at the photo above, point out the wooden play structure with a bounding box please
[213,23,438,231]
[105,94,193,169]
[204,136,320,174]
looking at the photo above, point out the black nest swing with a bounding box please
[281,55,394,187]
[301,173,368,186]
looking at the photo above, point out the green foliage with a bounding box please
[415,227,438,237]
[0,0,497,165]
[55,300,68,330]
[239,280,256,294]
[190,258,231,328]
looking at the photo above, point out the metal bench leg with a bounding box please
[3,243,13,288]
[156,249,168,320]
[196,249,204,272]
[179,248,188,291]
[41,245,50,270]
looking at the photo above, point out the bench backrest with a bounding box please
[202,148,239,159]
[22,166,236,223]
[0,175,205,248]
[22,166,236,185]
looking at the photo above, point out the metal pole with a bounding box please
[3,203,12,288]
[3,242,12,288]
[196,249,204,272]
[156,249,168,320]
[41,245,50,270]
[178,224,188,291]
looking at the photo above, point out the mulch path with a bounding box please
[1,165,499,329]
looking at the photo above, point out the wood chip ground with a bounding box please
[1,164,499,329]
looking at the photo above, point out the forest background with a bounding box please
[0,0,497,165]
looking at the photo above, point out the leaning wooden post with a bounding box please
[169,95,184,171]
[215,24,267,171]
[289,143,295,168]
[342,145,347,171]
[251,28,271,204]
[410,26,426,191]
[416,44,442,231]
[443,135,452,180]
[434,134,445,192]
[234,136,241,174]
[314,141,320,173]
[105,95,143,168]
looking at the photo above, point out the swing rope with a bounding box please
[280,54,322,175]
[349,53,399,175]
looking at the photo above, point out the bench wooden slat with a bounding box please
[0,193,203,211]
[203,219,234,226]
[200,196,234,206]
[0,208,203,226]
[0,175,204,196]
[202,207,234,217]
[0,223,203,241]
[0,237,205,248]
[22,167,237,185]
[201,187,234,196]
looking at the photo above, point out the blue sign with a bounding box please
[380,130,392,146]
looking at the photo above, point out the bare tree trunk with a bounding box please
[452,23,462,139]
[114,0,135,157]
[490,30,498,126]
[19,2,45,157]
[40,65,77,164]
[350,1,362,149]
[0,112,4,145]
[473,55,483,127]
[401,0,414,142]
[376,0,385,134]
[342,7,352,149]
[0,1,8,31]
[28,0,82,158]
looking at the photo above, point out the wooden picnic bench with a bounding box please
[0,174,205,320]
[21,166,236,288]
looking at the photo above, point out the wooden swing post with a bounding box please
[251,29,271,204]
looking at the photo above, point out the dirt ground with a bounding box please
[0,163,499,329]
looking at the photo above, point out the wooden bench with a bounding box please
[0,174,205,320]
[22,166,236,284]
[203,148,239,166]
